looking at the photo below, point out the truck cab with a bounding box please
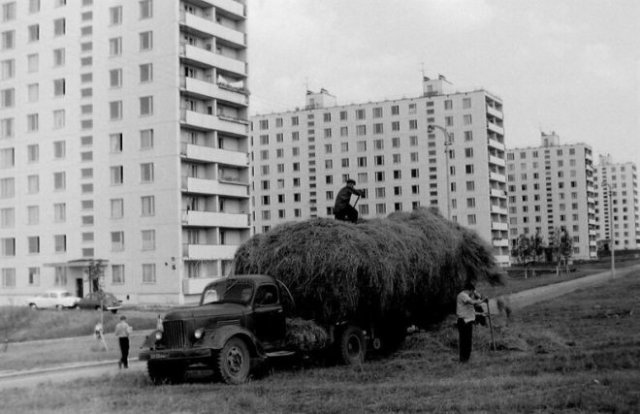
[139,274,290,384]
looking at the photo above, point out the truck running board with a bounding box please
[265,350,297,358]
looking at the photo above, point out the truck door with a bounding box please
[252,284,285,349]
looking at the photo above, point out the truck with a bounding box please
[139,274,403,385]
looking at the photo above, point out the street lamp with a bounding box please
[602,182,615,279]
[427,124,453,220]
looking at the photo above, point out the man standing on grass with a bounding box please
[115,315,133,369]
[456,282,486,362]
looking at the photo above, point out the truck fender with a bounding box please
[207,325,262,358]
[141,329,161,349]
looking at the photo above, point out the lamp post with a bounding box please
[602,182,615,279]
[427,124,453,220]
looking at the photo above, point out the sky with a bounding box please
[247,0,639,165]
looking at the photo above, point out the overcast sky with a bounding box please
[247,0,639,165]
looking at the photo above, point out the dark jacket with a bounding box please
[334,186,362,211]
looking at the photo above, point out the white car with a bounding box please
[26,290,81,310]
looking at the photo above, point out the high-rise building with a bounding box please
[506,132,597,260]
[594,154,639,251]
[250,77,510,266]
[0,0,249,305]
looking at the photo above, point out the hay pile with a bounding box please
[234,207,503,328]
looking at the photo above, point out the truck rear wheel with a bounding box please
[147,361,185,385]
[217,337,251,384]
[338,325,366,365]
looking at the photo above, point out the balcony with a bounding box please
[183,277,221,295]
[181,142,248,167]
[181,109,248,136]
[492,238,509,247]
[489,172,506,183]
[487,122,504,136]
[494,255,511,266]
[183,77,248,106]
[182,176,249,198]
[206,0,245,18]
[180,12,245,47]
[486,105,503,119]
[488,137,504,151]
[490,189,506,198]
[490,205,508,215]
[488,155,506,167]
[183,244,238,260]
[181,44,246,76]
[182,210,249,228]
[491,222,508,231]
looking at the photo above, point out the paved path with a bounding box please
[1,264,638,390]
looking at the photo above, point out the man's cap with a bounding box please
[346,179,356,185]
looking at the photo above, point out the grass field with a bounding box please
[1,270,639,413]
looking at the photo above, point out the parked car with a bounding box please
[26,290,80,310]
[76,291,123,313]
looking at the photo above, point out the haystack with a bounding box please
[233,207,502,328]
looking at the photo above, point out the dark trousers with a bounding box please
[457,318,473,362]
[119,337,130,368]
[335,205,358,223]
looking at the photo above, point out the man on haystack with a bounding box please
[334,179,365,223]
[456,281,487,362]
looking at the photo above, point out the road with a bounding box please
[1,263,638,390]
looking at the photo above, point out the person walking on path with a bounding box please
[456,282,486,362]
[115,315,133,368]
[333,179,365,223]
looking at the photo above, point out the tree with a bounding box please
[512,234,533,278]
[85,259,107,294]
[552,228,573,276]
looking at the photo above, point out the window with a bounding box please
[54,235,66,253]
[142,230,155,250]
[111,231,124,251]
[140,0,153,19]
[109,69,122,88]
[141,196,155,216]
[465,164,474,174]
[355,109,366,120]
[2,30,15,50]
[462,98,472,109]
[28,24,40,42]
[1,268,15,288]
[0,59,14,80]
[112,265,124,284]
[53,172,66,190]
[1,237,15,256]
[0,118,13,138]
[140,63,153,82]
[54,18,66,36]
[142,264,156,284]
[140,163,154,182]
[139,31,153,50]
[0,177,14,198]
[445,116,453,127]
[140,129,154,149]
[409,120,418,130]
[110,6,122,25]
[444,100,453,110]
[140,96,153,116]
[110,166,124,185]
[28,267,40,286]
[110,101,123,120]
[27,206,39,225]
[52,202,66,222]
[1,88,14,108]
[53,110,65,129]
[52,141,66,159]
[111,199,124,219]
[0,208,14,228]
[110,133,123,152]
[26,84,39,102]
[2,2,15,21]
[391,105,399,115]
[0,148,14,168]
[467,214,477,225]
[109,37,122,56]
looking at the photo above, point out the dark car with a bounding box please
[77,292,122,313]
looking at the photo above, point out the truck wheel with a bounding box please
[147,361,185,385]
[217,337,251,384]
[338,326,366,365]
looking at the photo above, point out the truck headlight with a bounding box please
[194,328,204,340]
[155,331,163,341]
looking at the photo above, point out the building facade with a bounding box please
[0,0,249,305]
[506,132,598,260]
[594,155,639,251]
[250,77,510,266]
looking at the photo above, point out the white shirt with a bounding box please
[456,290,477,323]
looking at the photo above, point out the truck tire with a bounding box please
[217,337,251,384]
[338,325,366,365]
[147,361,185,385]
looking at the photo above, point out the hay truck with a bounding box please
[139,274,385,385]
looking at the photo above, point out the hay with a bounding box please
[233,207,502,328]
[285,318,329,351]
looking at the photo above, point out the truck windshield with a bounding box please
[201,280,254,305]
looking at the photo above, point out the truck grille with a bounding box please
[163,320,187,349]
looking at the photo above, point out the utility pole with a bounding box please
[427,124,453,220]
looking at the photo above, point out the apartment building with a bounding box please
[0,0,250,305]
[594,155,639,251]
[506,132,598,260]
[250,77,510,266]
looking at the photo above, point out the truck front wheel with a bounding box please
[217,337,251,384]
[338,325,366,365]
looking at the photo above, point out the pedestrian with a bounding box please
[115,315,133,368]
[456,281,486,362]
[333,179,365,223]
